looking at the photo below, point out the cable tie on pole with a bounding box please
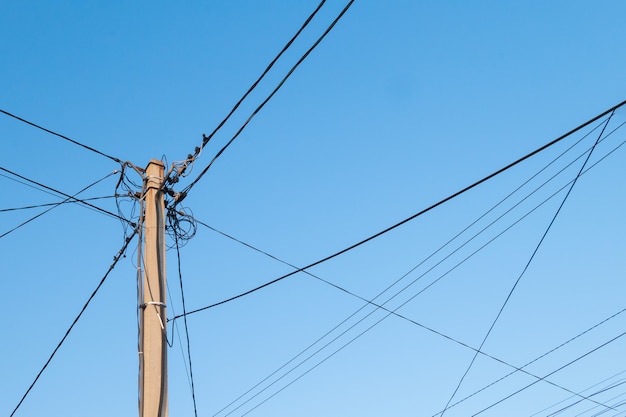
[140,302,167,309]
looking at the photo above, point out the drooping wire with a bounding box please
[171,0,356,205]
[438,110,616,417]
[9,229,138,417]
[219,122,626,416]
[543,377,626,417]
[193,218,615,416]
[0,170,119,239]
[115,161,146,240]
[0,165,133,226]
[166,206,197,249]
[210,150,614,415]
[531,372,626,417]
[432,308,626,417]
[170,99,626,321]
[159,0,328,196]
[170,214,199,417]
[0,108,123,163]
[471,330,626,417]
[0,195,117,212]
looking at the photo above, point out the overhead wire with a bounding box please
[544,379,626,417]
[471,330,626,417]
[199,116,625,415]
[0,166,134,226]
[213,153,621,415]
[433,308,626,417]
[170,99,626,321]
[0,171,120,239]
[170,214,199,417]
[529,370,626,417]
[0,195,117,212]
[188,219,570,416]
[9,229,138,417]
[157,0,328,193]
[0,108,123,163]
[438,110,616,417]
[171,0,356,205]
[188,181,619,416]
[218,117,626,415]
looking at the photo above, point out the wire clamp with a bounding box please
[140,301,167,309]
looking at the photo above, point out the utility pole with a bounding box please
[139,159,168,417]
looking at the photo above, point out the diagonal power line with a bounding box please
[172,0,357,204]
[0,166,134,226]
[1,171,120,239]
[439,110,616,416]
[9,229,138,417]
[171,99,626,320]
[0,108,123,163]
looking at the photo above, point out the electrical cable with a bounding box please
[170,99,626,320]
[438,110,615,417]
[158,0,327,188]
[224,131,626,416]
[0,171,119,239]
[0,166,134,225]
[190,219,562,416]
[432,308,626,417]
[544,379,626,417]
[213,170,618,415]
[0,195,117,212]
[172,0,356,204]
[9,229,138,417]
[197,117,625,415]
[471,330,626,417]
[0,108,122,163]
[187,0,327,157]
[171,216,199,417]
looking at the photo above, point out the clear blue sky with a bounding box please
[1,1,625,416]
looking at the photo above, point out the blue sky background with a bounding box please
[1,1,626,416]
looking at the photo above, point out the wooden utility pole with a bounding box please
[139,159,168,417]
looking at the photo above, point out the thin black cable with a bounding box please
[193,0,327,153]
[544,379,626,417]
[0,195,117,212]
[171,218,199,417]
[530,371,626,417]
[172,99,626,320]
[161,0,327,187]
[0,108,122,163]
[174,0,356,204]
[0,171,119,239]
[433,308,626,417]
[439,110,616,416]
[230,131,626,416]
[471,330,626,417]
[9,229,138,417]
[205,118,625,415]
[215,151,619,416]
[0,166,134,226]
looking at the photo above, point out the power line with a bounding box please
[170,98,626,321]
[9,230,138,417]
[0,171,119,239]
[217,129,626,416]
[471,330,626,417]
[0,195,117,212]
[171,0,327,174]
[439,110,616,417]
[0,166,134,226]
[432,307,626,417]
[172,0,356,204]
[171,218,199,417]
[0,108,123,163]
